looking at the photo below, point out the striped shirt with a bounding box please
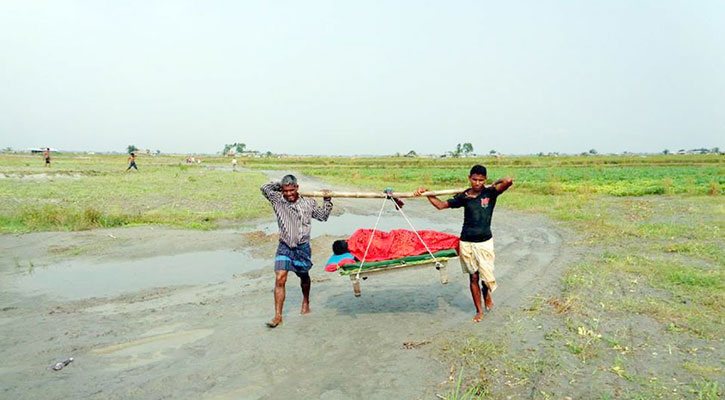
[261,182,333,247]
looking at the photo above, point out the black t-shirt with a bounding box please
[447,186,499,242]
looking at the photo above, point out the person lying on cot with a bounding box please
[325,229,460,271]
[414,164,513,323]
[325,240,357,272]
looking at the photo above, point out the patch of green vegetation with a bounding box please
[0,154,270,232]
[665,242,725,265]
[440,336,504,395]
[444,369,486,400]
[236,154,723,197]
[682,361,723,377]
[687,378,722,400]
[436,190,722,397]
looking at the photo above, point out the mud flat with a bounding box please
[0,190,578,400]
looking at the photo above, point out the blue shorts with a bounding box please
[274,241,312,275]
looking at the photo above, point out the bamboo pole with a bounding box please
[299,188,467,198]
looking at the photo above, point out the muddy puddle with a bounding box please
[256,211,462,238]
[6,250,265,301]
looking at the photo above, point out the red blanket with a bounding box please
[347,229,459,262]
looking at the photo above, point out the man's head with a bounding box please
[469,165,487,191]
[281,174,299,202]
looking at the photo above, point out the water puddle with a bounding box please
[8,250,265,301]
[255,212,461,238]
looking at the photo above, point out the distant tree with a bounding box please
[222,142,247,155]
[265,151,272,157]
[662,149,670,155]
[711,147,720,154]
[537,152,544,157]
[448,142,474,157]
[127,145,138,154]
[405,150,417,157]
[589,148,598,155]
[2,147,12,153]
[489,149,497,155]
[155,149,161,155]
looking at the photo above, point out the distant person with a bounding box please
[126,152,138,171]
[414,165,513,323]
[232,157,237,171]
[261,175,332,328]
[43,148,51,168]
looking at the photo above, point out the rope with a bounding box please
[389,192,442,267]
[354,196,389,280]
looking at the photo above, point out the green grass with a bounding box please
[255,164,723,197]
[2,153,721,232]
[232,153,724,196]
[405,161,722,397]
[440,336,504,396]
[0,154,270,232]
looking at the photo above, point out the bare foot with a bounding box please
[472,313,484,323]
[266,316,282,328]
[484,293,494,311]
[300,303,310,315]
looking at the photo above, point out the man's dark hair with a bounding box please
[469,165,487,176]
[281,174,297,185]
[332,240,348,255]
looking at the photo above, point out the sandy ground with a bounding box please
[0,172,580,399]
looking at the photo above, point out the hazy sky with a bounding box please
[1,1,723,155]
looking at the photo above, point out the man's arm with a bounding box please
[493,178,514,193]
[311,197,333,221]
[260,181,283,203]
[413,186,450,210]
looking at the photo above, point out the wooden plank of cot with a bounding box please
[347,258,456,297]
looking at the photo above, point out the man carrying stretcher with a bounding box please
[261,175,333,328]
[415,165,513,323]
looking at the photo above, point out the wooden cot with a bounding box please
[337,250,459,297]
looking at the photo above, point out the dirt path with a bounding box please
[0,172,580,399]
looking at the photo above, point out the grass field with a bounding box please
[1,152,723,398]
[1,153,721,233]
[230,153,723,196]
[0,154,270,232]
[444,194,724,399]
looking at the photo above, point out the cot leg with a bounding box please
[438,261,449,284]
[352,277,362,297]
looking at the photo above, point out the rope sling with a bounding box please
[354,190,443,281]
